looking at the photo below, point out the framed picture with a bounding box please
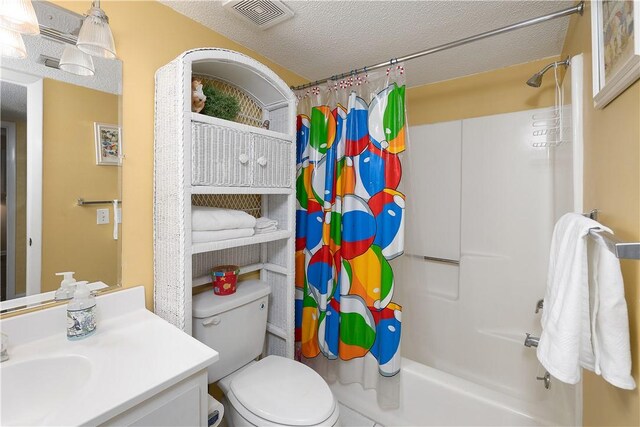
[591,0,640,108]
[94,122,122,165]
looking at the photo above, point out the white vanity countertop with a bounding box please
[0,286,218,426]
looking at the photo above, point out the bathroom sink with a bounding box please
[0,287,218,425]
[0,355,92,426]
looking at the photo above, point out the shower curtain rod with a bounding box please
[291,1,584,91]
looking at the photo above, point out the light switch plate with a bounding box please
[97,208,110,224]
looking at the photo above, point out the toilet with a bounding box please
[192,279,340,427]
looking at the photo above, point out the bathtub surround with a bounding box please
[392,105,578,426]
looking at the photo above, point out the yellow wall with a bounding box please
[51,0,307,308]
[561,4,640,426]
[15,120,26,295]
[41,79,119,291]
[406,56,559,125]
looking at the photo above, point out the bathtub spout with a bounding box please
[524,333,540,348]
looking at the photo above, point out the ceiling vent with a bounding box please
[223,0,294,30]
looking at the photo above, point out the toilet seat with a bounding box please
[221,356,338,426]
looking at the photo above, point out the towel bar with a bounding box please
[588,229,640,260]
[77,198,121,206]
[582,210,640,260]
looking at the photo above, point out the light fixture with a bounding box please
[0,27,27,58]
[59,44,95,76]
[76,0,116,59]
[0,0,40,35]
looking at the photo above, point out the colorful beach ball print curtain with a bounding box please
[295,65,406,378]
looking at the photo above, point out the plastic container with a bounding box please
[67,281,96,340]
[211,265,239,295]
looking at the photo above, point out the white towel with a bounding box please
[192,207,257,231]
[255,226,277,234]
[192,228,254,243]
[255,217,278,234]
[537,213,602,384]
[588,236,636,389]
[255,217,278,229]
[537,213,635,389]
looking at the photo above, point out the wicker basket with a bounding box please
[191,120,292,188]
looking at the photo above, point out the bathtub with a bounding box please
[329,358,566,426]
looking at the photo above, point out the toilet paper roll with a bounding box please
[207,394,224,427]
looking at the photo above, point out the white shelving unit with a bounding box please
[154,48,297,359]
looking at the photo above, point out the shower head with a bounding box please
[526,72,545,88]
[526,57,571,88]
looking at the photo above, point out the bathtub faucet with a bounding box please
[535,299,544,313]
[524,333,539,348]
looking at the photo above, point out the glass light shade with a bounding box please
[0,27,27,58]
[0,0,40,35]
[59,44,95,76]
[76,13,116,59]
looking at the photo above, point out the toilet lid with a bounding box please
[230,356,336,426]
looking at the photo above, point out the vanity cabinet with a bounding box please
[154,49,297,359]
[102,372,209,427]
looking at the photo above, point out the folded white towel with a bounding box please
[192,228,255,243]
[255,226,278,234]
[537,213,635,390]
[537,213,602,384]
[588,235,636,389]
[192,207,257,231]
[255,217,278,229]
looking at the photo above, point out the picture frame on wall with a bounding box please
[591,0,640,109]
[94,122,122,166]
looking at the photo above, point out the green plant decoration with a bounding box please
[201,85,241,121]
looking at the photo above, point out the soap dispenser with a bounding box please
[67,281,96,340]
[54,271,76,301]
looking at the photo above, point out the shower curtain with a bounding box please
[294,64,406,401]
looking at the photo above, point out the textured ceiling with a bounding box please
[162,0,574,88]
[1,81,28,122]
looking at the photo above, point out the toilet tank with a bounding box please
[192,279,271,383]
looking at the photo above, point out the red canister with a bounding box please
[211,265,239,295]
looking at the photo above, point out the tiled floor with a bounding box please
[338,403,383,427]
